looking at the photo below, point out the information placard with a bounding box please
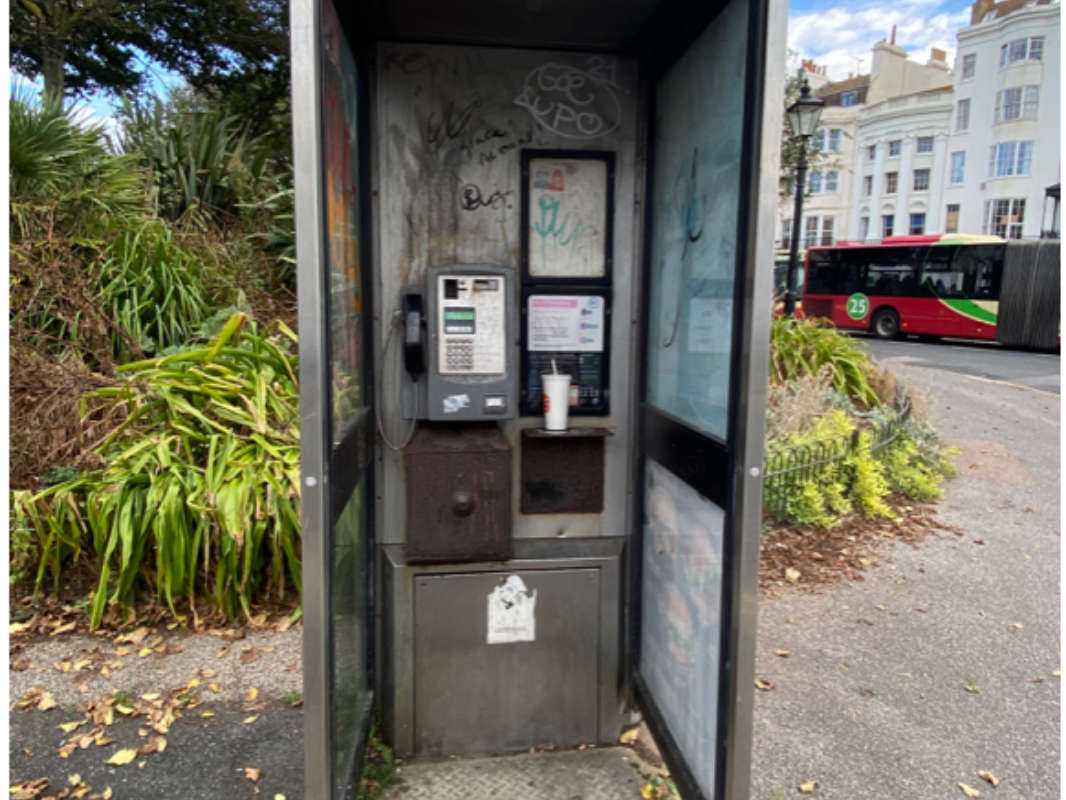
[528,295,605,352]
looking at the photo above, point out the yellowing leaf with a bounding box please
[140,693,160,701]
[641,784,654,799]
[37,691,57,711]
[137,647,152,658]
[774,649,791,658]
[1052,668,1061,677]
[245,687,259,703]
[59,721,85,734]
[977,771,1000,787]
[10,778,49,800]
[244,768,261,782]
[201,711,216,718]
[243,715,259,724]
[274,795,287,800]
[799,779,819,793]
[754,679,774,691]
[68,773,83,785]
[10,621,32,635]
[619,727,639,745]
[186,678,201,689]
[957,782,980,797]
[106,748,138,766]
[207,682,221,693]
[785,567,801,584]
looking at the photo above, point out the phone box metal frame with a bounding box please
[291,0,785,798]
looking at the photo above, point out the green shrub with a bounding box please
[769,317,879,408]
[13,313,301,628]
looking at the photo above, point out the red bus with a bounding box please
[801,233,1059,348]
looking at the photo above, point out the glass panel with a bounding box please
[322,0,366,443]
[641,458,725,798]
[645,0,748,439]
[331,479,369,800]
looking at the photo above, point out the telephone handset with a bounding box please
[403,291,425,377]
[400,265,516,422]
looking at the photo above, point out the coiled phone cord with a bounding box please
[375,309,419,451]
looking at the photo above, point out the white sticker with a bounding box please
[442,394,471,414]
[487,575,537,644]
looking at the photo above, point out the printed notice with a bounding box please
[687,298,732,353]
[487,575,537,644]
[528,295,605,352]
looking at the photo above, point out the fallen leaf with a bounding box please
[201,711,216,718]
[140,693,161,701]
[59,721,85,734]
[10,621,33,636]
[12,658,34,671]
[965,680,981,694]
[774,649,791,658]
[137,647,153,658]
[245,768,261,782]
[52,621,77,636]
[977,771,1000,787]
[249,613,267,628]
[799,779,819,793]
[1009,623,1023,633]
[117,628,150,645]
[245,687,260,703]
[785,568,801,584]
[241,646,261,664]
[958,781,980,797]
[164,643,184,655]
[754,679,774,691]
[207,682,221,693]
[10,777,49,800]
[77,682,89,694]
[216,647,229,658]
[1052,668,1060,677]
[243,715,259,724]
[105,748,138,766]
[274,795,287,800]
[199,669,218,679]
[619,727,639,745]
[67,774,82,786]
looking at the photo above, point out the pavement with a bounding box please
[749,360,1060,799]
[8,359,1058,800]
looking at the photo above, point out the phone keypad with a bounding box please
[445,339,474,371]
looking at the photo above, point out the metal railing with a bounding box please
[762,399,911,520]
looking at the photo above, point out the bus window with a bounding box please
[955,245,1004,300]
[807,249,861,294]
[920,245,964,297]
[863,248,920,297]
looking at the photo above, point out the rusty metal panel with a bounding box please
[404,425,511,563]
[520,431,605,514]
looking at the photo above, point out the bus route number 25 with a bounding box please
[846,293,870,321]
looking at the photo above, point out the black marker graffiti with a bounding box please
[460,184,514,211]
[426,98,481,153]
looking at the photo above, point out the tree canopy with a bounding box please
[11,0,288,112]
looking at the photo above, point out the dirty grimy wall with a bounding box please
[372,43,642,544]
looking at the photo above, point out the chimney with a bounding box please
[971,0,993,24]
[890,25,897,45]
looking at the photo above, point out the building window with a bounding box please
[1001,37,1044,67]
[781,219,792,249]
[956,98,971,131]
[820,217,835,246]
[804,216,819,247]
[867,145,876,160]
[913,169,930,191]
[984,198,1026,238]
[909,213,926,234]
[825,170,839,192]
[988,141,1033,177]
[995,87,1038,122]
[841,90,858,106]
[859,216,870,240]
[945,204,960,233]
[809,170,823,193]
[1023,86,1039,119]
[950,151,966,184]
[962,53,976,79]
[1029,36,1044,61]
[885,171,898,194]
[916,136,934,154]
[828,129,843,152]
[863,175,873,196]
[888,140,901,156]
[811,128,827,152]
[882,214,895,238]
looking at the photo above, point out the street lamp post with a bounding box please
[784,77,824,316]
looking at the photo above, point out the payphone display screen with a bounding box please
[437,275,506,375]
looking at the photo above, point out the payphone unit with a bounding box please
[402,264,516,422]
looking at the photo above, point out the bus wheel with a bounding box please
[871,308,899,339]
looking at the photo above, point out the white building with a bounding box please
[778,37,954,249]
[782,0,1060,246]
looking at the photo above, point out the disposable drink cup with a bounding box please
[542,374,571,431]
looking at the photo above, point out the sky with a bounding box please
[788,0,976,81]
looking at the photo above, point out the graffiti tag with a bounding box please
[514,62,620,139]
[460,184,514,212]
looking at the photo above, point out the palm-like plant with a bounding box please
[9,93,145,240]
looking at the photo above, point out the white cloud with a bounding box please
[789,1,972,80]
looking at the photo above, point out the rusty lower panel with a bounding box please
[520,435,605,514]
[404,424,512,563]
